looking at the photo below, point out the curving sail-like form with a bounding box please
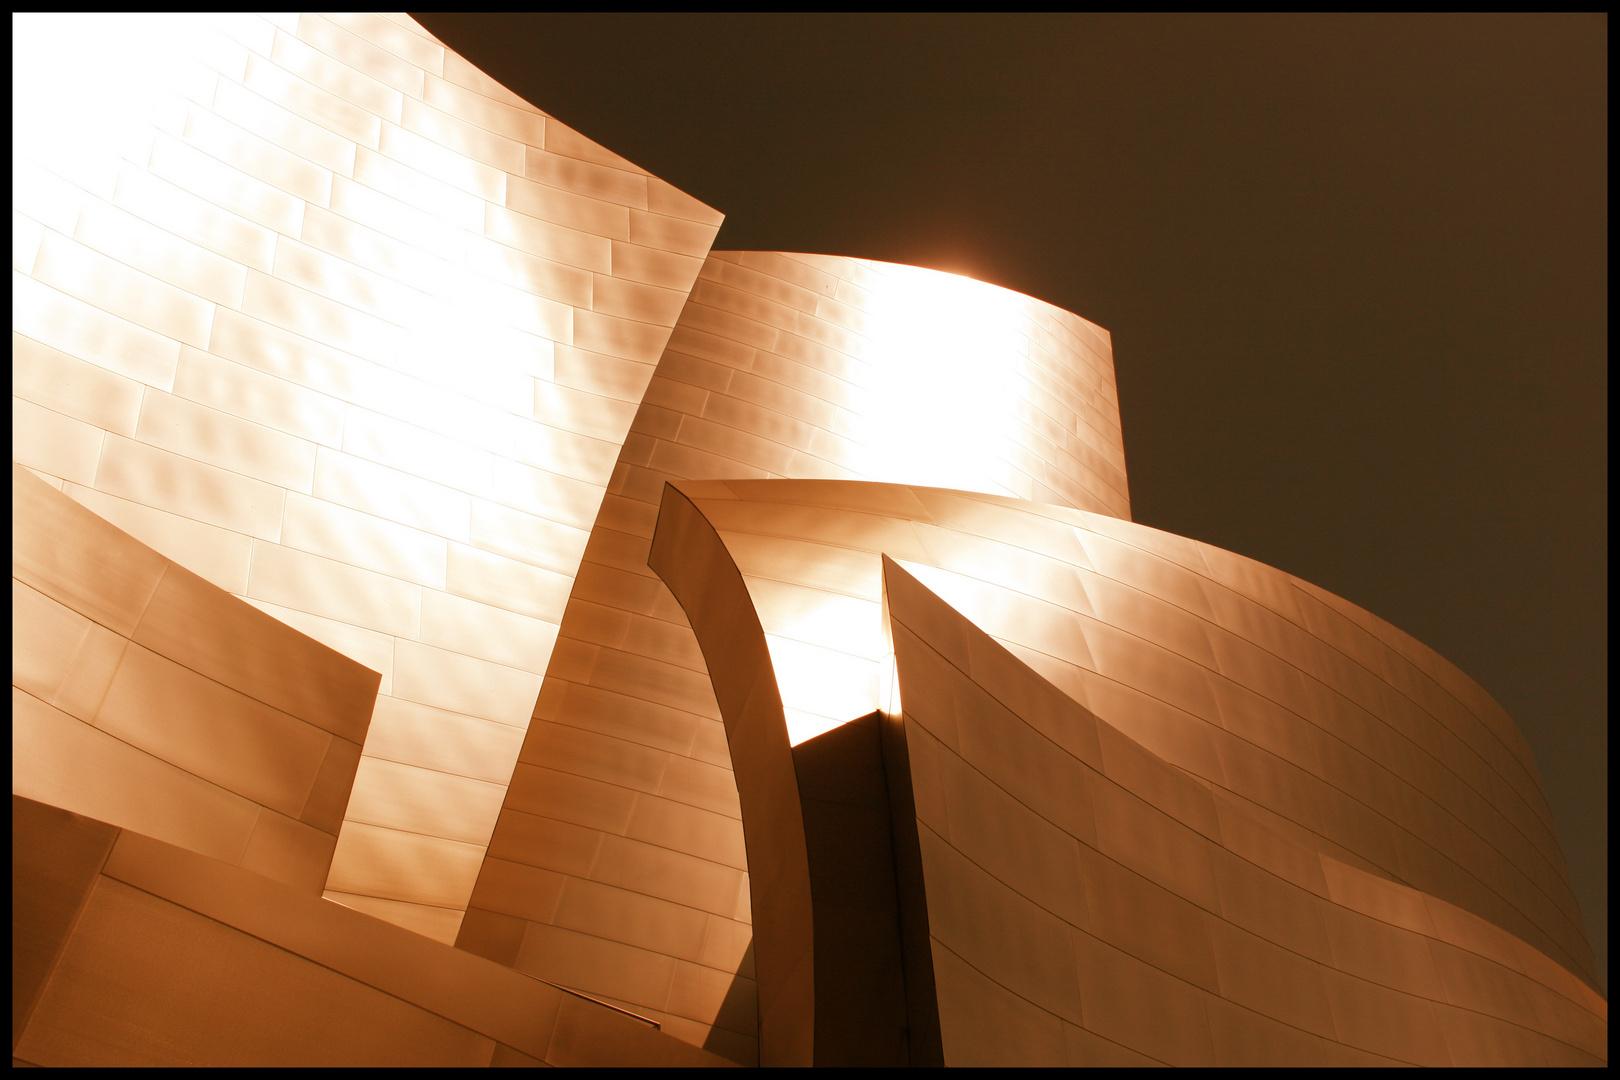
[644,479,1606,1064]
[12,11,1605,1069]
[12,12,721,945]
[455,251,1131,1060]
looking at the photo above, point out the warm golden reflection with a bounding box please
[645,480,1608,1066]
[11,10,1604,1069]
[766,631,881,745]
[12,464,378,893]
[463,248,1134,1060]
[11,11,721,946]
[856,264,1028,495]
[14,14,197,186]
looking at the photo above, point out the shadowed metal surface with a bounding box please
[647,484,814,1066]
[879,556,1606,1064]
[671,477,1595,992]
[628,480,1607,1064]
[11,795,737,1067]
[13,463,378,895]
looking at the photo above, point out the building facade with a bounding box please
[12,13,1607,1067]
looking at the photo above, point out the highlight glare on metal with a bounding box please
[10,10,1606,1069]
[13,11,721,946]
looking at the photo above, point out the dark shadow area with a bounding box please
[792,712,913,1065]
[876,704,946,1067]
[702,940,758,1064]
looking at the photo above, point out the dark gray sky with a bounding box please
[414,13,1607,992]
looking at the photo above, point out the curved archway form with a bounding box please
[646,483,814,1067]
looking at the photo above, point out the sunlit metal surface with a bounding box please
[12,13,721,944]
[12,463,378,894]
[671,477,1594,991]
[10,11,1604,1068]
[879,555,1607,1065]
[460,252,1129,1058]
[629,479,1606,1064]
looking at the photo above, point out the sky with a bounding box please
[414,13,1607,991]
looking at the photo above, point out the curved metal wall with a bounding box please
[670,479,1595,992]
[11,14,1599,1066]
[661,252,1128,517]
[12,13,722,943]
[877,556,1606,1065]
[628,481,1605,1064]
[457,252,1129,1060]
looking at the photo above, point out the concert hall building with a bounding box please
[12,13,1607,1067]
